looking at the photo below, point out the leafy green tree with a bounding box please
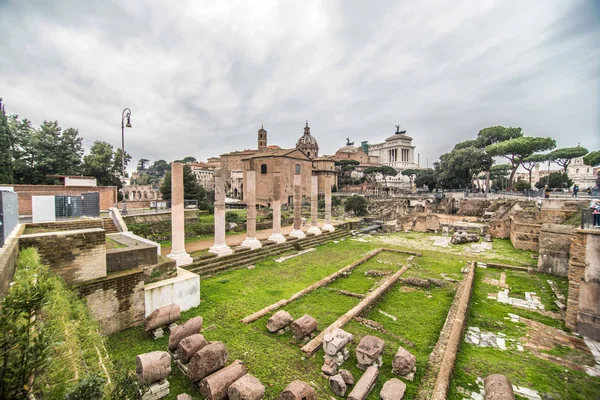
[137,158,150,172]
[414,169,437,191]
[146,159,169,184]
[549,146,589,172]
[485,136,556,189]
[0,99,13,183]
[490,164,511,189]
[514,180,531,191]
[475,126,523,148]
[435,147,492,189]
[8,116,36,184]
[364,166,398,188]
[160,165,207,206]
[583,151,600,167]
[520,153,549,186]
[401,168,420,188]
[174,156,197,163]
[81,141,130,188]
[344,195,368,216]
[535,172,573,189]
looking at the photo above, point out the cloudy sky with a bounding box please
[1,0,598,171]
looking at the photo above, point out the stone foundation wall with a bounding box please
[78,269,145,334]
[19,228,107,284]
[25,219,104,233]
[106,244,158,273]
[457,199,491,217]
[509,217,541,251]
[537,224,574,276]
[489,218,510,238]
[0,225,24,300]
[567,230,588,331]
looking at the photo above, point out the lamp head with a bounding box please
[126,116,132,128]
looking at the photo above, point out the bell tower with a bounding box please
[258,125,267,151]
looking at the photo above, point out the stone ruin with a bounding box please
[356,335,385,370]
[280,380,316,400]
[392,346,416,380]
[348,365,379,400]
[177,334,208,364]
[168,316,203,356]
[228,373,265,400]
[450,230,480,245]
[144,303,181,339]
[380,378,407,400]
[266,310,294,333]
[322,328,353,376]
[198,359,247,400]
[484,374,515,400]
[136,351,172,400]
[328,369,354,397]
[290,314,318,340]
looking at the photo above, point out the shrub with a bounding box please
[344,195,368,216]
[514,180,532,191]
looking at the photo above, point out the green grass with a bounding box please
[106,237,127,249]
[105,231,598,399]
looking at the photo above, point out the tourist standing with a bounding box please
[591,199,600,227]
[572,184,579,198]
[586,187,592,197]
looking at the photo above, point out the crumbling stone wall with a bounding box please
[566,229,600,340]
[537,224,574,276]
[19,228,107,284]
[106,244,158,273]
[0,225,24,300]
[457,199,491,217]
[78,269,145,334]
[509,217,541,251]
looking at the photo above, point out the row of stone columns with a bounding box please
[170,165,335,261]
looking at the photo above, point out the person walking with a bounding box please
[572,184,579,198]
[586,187,592,197]
[591,199,600,227]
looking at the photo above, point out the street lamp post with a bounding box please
[121,108,132,215]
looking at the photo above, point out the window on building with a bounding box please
[576,169,579,174]
[261,164,267,174]
[295,164,301,174]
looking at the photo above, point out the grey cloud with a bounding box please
[0,0,598,172]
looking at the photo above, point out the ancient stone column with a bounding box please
[322,174,335,232]
[307,175,321,236]
[241,170,262,250]
[268,172,286,244]
[289,174,306,239]
[209,168,233,257]
[167,163,193,266]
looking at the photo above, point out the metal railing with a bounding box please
[118,200,198,215]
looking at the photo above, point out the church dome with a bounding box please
[337,145,361,153]
[296,122,318,146]
[296,121,319,158]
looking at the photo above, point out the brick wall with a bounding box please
[457,199,491,217]
[19,228,107,284]
[11,184,116,214]
[567,231,587,330]
[78,269,145,334]
[537,224,574,276]
[106,245,158,273]
[25,219,104,233]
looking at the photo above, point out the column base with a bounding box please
[167,250,193,267]
[307,226,322,236]
[240,237,262,250]
[289,229,306,239]
[321,224,335,232]
[268,233,286,244]
[208,243,233,257]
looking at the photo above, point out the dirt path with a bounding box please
[161,222,342,256]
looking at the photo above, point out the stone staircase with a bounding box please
[102,218,120,234]
[184,229,350,277]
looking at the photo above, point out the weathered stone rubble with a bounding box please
[322,328,354,374]
[280,380,316,400]
[380,378,406,400]
[266,310,294,333]
[186,342,228,382]
[177,333,208,364]
[483,374,515,400]
[198,359,246,400]
[329,374,347,396]
[228,373,265,400]
[339,369,355,385]
[145,304,181,335]
[290,314,317,340]
[136,351,172,385]
[321,358,338,376]
[168,316,203,351]
[392,346,416,381]
[356,335,385,370]
[451,230,480,245]
[348,365,379,400]
[176,394,192,400]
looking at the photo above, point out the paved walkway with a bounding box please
[161,221,342,256]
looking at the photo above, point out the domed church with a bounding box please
[296,121,319,159]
